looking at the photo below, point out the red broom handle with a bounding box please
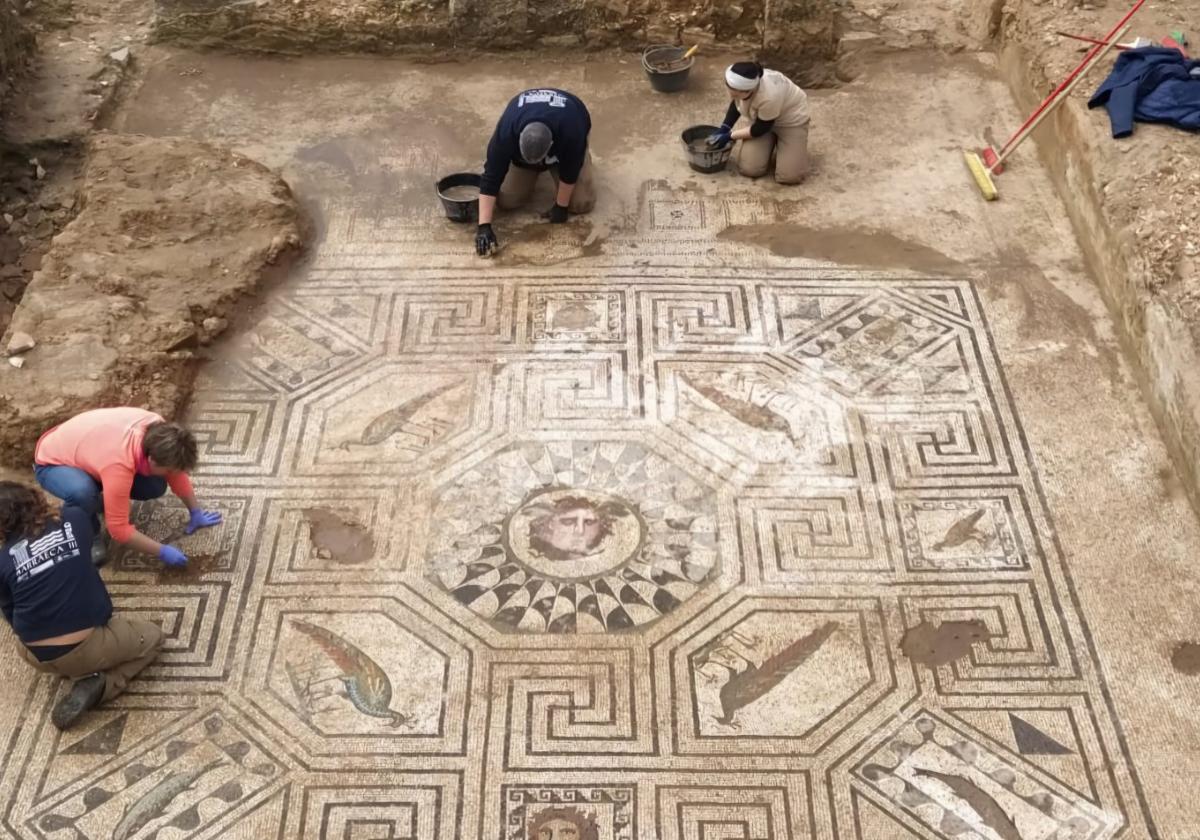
[992,22,1130,169]
[998,0,1145,156]
[1057,31,1130,50]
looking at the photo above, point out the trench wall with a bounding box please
[996,10,1200,518]
[151,0,837,80]
[0,0,33,114]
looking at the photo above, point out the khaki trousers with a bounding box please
[497,150,597,214]
[735,122,811,184]
[21,617,163,702]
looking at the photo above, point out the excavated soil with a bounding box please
[999,0,1198,307]
[0,147,83,338]
[0,0,33,110]
[0,132,303,466]
[303,508,376,565]
[996,0,1200,513]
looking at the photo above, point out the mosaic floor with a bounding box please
[0,183,1166,838]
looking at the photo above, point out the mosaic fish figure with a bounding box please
[289,619,412,727]
[112,758,223,840]
[933,509,993,551]
[913,768,1022,840]
[337,381,461,451]
[716,622,838,727]
[681,373,804,446]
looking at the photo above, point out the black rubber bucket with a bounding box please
[642,45,694,93]
[681,125,733,174]
[436,172,482,223]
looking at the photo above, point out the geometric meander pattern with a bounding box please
[0,193,1158,838]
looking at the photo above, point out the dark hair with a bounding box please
[0,481,54,542]
[730,61,764,80]
[143,421,199,472]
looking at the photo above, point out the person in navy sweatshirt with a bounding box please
[475,88,595,257]
[0,481,163,731]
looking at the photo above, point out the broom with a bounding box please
[965,0,1143,200]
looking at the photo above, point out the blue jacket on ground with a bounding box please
[480,88,591,197]
[1088,47,1200,138]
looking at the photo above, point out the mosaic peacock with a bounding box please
[289,619,412,728]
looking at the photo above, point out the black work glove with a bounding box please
[475,223,498,256]
[544,203,569,224]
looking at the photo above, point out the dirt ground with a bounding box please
[0,0,304,464]
[837,0,1199,309]
[837,0,1200,514]
[0,0,149,343]
[1002,0,1198,312]
[0,0,34,107]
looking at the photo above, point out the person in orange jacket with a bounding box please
[33,407,222,567]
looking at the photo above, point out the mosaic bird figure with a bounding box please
[716,622,838,727]
[693,629,758,684]
[933,509,992,552]
[336,380,462,452]
[289,620,412,728]
[284,659,313,718]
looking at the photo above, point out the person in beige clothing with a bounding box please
[707,62,811,184]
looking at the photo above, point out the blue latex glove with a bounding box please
[158,544,188,567]
[185,508,222,535]
[707,125,733,148]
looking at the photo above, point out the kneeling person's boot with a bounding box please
[91,521,109,568]
[52,673,105,730]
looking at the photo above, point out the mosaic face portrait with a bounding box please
[527,806,600,840]
[526,495,631,561]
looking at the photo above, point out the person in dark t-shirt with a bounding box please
[0,481,163,730]
[475,88,596,257]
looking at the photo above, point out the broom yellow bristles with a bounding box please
[964,151,999,201]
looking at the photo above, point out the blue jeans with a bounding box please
[34,465,167,531]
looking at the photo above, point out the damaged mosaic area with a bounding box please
[0,188,1155,839]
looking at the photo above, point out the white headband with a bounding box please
[725,66,760,91]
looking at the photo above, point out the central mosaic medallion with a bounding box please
[428,440,720,633]
[507,487,646,580]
